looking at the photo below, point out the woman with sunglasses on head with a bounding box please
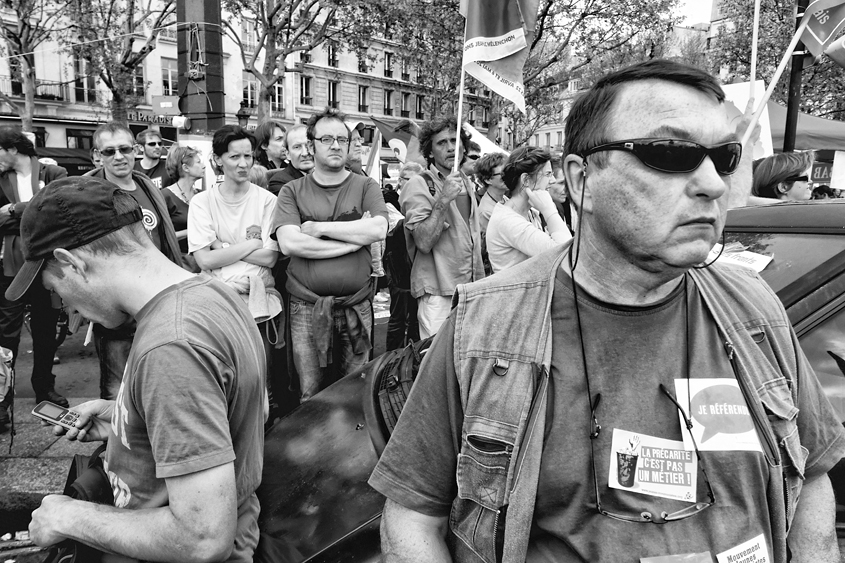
[485,146,571,273]
[751,151,814,202]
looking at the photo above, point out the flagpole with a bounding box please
[454,20,469,174]
[741,15,811,146]
[749,0,762,97]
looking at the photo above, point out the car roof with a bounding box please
[726,200,845,234]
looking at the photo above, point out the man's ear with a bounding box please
[777,182,789,194]
[52,248,88,279]
[563,154,593,214]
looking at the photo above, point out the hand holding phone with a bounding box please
[32,401,82,431]
[32,399,114,442]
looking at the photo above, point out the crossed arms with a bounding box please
[276,213,387,259]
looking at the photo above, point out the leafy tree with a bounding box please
[709,0,845,121]
[69,0,176,124]
[0,0,75,132]
[221,0,389,123]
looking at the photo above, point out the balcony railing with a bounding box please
[384,107,393,116]
[415,112,424,119]
[385,69,393,78]
[481,121,489,128]
[329,58,339,68]
[358,104,368,112]
[300,96,312,105]
[400,109,409,117]
[328,100,339,108]
[401,72,410,81]
[0,76,69,102]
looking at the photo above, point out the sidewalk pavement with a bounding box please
[0,396,99,535]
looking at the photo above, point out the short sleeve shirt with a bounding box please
[104,275,265,562]
[271,172,389,296]
[134,159,174,189]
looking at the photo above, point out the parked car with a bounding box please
[256,200,845,562]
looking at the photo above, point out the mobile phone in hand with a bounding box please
[32,401,81,430]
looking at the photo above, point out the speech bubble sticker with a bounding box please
[690,384,755,443]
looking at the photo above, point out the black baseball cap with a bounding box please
[5,176,143,301]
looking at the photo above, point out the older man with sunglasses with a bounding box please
[86,122,183,400]
[370,60,845,563]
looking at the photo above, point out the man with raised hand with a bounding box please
[371,59,845,563]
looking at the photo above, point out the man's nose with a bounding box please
[692,156,728,200]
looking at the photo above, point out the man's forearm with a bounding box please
[788,473,839,562]
[281,234,360,259]
[193,241,258,270]
[411,198,452,254]
[57,500,232,563]
[242,248,278,267]
[311,217,387,245]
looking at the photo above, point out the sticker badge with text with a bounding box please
[674,379,762,453]
[716,534,770,563]
[608,429,697,502]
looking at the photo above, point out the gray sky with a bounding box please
[679,0,714,25]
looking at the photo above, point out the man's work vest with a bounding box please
[450,244,808,563]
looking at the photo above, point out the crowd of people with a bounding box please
[0,57,841,563]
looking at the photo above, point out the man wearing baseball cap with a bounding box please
[15,177,266,562]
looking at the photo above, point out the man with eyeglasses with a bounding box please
[133,129,173,189]
[474,151,507,234]
[272,108,388,401]
[267,125,314,196]
[371,60,845,563]
[87,122,183,400]
[399,116,485,339]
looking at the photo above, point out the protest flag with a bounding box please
[459,0,539,115]
[371,116,425,166]
[801,0,845,58]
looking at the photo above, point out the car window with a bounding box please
[798,307,845,423]
[724,232,845,294]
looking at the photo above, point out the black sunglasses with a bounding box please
[785,175,809,183]
[581,138,742,176]
[98,146,135,157]
[588,386,716,524]
[146,141,162,147]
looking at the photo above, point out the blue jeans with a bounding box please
[289,298,372,401]
[94,332,133,400]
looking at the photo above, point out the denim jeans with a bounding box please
[0,273,61,397]
[386,285,419,351]
[94,332,133,400]
[289,297,372,401]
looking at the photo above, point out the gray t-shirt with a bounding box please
[103,275,265,562]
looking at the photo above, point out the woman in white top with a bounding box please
[486,146,572,273]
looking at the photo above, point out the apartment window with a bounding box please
[468,106,475,126]
[242,71,258,108]
[132,66,146,101]
[158,12,177,42]
[384,89,393,115]
[328,43,338,67]
[557,131,563,147]
[401,58,410,81]
[241,19,258,53]
[67,128,94,150]
[74,57,96,104]
[545,132,551,147]
[358,56,368,73]
[161,58,177,96]
[482,107,489,127]
[300,76,312,105]
[328,80,339,108]
[415,95,424,120]
[401,92,410,117]
[534,134,540,146]
[358,85,368,112]
[272,82,284,112]
[384,52,393,78]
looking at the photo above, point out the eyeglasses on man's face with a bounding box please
[146,141,162,147]
[315,135,349,146]
[581,138,742,176]
[98,146,135,158]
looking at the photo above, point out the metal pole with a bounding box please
[784,0,810,152]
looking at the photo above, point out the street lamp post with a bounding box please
[236,102,250,128]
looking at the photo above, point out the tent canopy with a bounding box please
[767,101,845,151]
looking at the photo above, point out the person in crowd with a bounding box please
[89,147,103,169]
[396,161,423,197]
[249,163,270,189]
[254,120,287,171]
[14,177,265,562]
[0,128,68,425]
[474,151,507,233]
[87,122,183,400]
[485,146,572,272]
[460,140,481,178]
[273,107,388,401]
[163,145,205,271]
[812,184,836,199]
[371,59,844,563]
[188,125,282,386]
[133,129,173,189]
[399,116,484,339]
[751,151,813,202]
[346,123,366,175]
[267,125,314,195]
[384,162,422,351]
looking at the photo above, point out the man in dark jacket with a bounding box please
[0,127,68,426]
[266,125,313,195]
[86,122,183,400]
